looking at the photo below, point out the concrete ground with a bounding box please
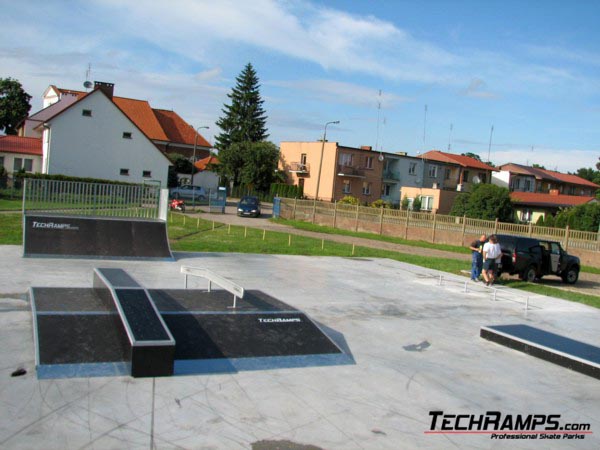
[0,245,599,449]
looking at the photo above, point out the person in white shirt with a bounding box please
[482,235,502,286]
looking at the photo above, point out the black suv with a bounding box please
[496,234,580,284]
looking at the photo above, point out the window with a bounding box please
[524,179,532,191]
[409,162,417,175]
[445,168,451,180]
[120,168,130,176]
[0,156,5,168]
[23,159,33,172]
[142,170,152,178]
[463,170,469,183]
[383,184,391,196]
[300,153,307,165]
[365,156,373,169]
[362,182,371,195]
[13,158,22,171]
[339,153,353,166]
[428,165,438,178]
[342,180,351,193]
[82,109,92,117]
[478,172,487,184]
[122,132,132,139]
[422,196,434,211]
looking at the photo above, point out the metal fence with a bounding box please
[23,178,162,219]
[281,198,600,252]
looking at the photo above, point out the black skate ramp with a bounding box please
[481,324,600,380]
[23,214,173,260]
[31,270,350,379]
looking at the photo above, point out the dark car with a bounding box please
[237,196,261,217]
[496,234,580,284]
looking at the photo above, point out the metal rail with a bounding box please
[181,266,245,309]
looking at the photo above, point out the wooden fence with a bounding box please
[281,198,600,255]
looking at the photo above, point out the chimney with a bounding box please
[94,81,114,99]
[360,146,372,151]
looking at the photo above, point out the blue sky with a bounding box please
[2,0,599,172]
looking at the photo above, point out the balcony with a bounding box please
[337,164,365,178]
[289,162,310,174]
[383,170,400,182]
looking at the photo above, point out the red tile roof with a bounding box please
[52,86,208,147]
[112,97,168,141]
[0,136,42,155]
[420,150,497,171]
[510,192,596,207]
[153,109,211,147]
[539,168,600,189]
[194,155,220,171]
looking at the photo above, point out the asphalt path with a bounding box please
[184,201,600,298]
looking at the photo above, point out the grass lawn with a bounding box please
[0,198,23,211]
[0,211,598,308]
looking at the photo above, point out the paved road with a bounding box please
[184,202,600,298]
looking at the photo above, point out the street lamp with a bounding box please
[314,120,340,201]
[191,126,209,186]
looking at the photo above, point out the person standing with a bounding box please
[482,235,502,286]
[469,234,487,281]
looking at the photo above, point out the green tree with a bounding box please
[412,195,422,212]
[552,203,600,232]
[450,184,513,221]
[400,195,410,211]
[239,141,279,192]
[214,63,269,187]
[532,163,546,169]
[0,78,32,135]
[461,152,481,161]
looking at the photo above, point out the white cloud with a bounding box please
[461,78,497,99]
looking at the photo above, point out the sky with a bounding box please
[2,0,600,172]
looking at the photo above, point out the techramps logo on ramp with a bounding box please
[32,221,79,231]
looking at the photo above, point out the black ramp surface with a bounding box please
[24,214,172,259]
[96,268,140,288]
[163,312,342,360]
[115,289,170,342]
[481,324,600,380]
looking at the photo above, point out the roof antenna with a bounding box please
[375,89,382,152]
[486,125,494,163]
[83,63,93,90]
[447,123,453,152]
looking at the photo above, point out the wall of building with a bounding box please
[43,91,170,187]
[0,153,42,175]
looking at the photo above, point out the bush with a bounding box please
[270,183,303,199]
[371,199,391,208]
[14,172,141,186]
[412,195,422,212]
[401,195,410,211]
[338,195,359,205]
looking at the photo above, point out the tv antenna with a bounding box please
[375,90,382,151]
[486,125,494,163]
[447,123,453,152]
[83,63,93,90]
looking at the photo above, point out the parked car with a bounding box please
[237,196,261,217]
[169,185,206,200]
[496,234,580,284]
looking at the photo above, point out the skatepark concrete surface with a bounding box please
[0,244,598,449]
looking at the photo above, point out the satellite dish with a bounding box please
[378,153,384,162]
[83,80,93,89]
[473,175,481,184]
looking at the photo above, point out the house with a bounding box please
[21,83,211,162]
[192,155,221,192]
[400,150,497,214]
[37,84,172,186]
[279,142,384,203]
[0,136,43,185]
[492,163,599,222]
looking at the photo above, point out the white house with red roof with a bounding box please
[0,135,43,183]
[37,84,172,186]
[492,163,598,222]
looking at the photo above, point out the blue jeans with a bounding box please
[471,252,483,280]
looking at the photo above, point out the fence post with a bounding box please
[494,218,498,235]
[528,222,533,237]
[355,203,360,232]
[293,197,297,220]
[379,207,384,235]
[405,210,410,239]
[564,225,570,251]
[312,198,317,224]
[333,200,338,229]
[431,213,437,243]
[461,215,467,246]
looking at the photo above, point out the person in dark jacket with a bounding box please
[469,234,487,281]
